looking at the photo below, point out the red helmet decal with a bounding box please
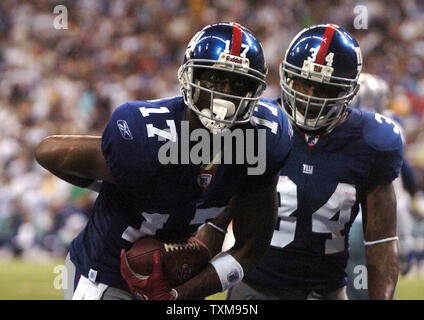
[315,25,337,65]
[230,23,243,57]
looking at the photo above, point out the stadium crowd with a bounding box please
[0,0,423,274]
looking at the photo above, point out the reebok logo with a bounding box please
[117,120,133,140]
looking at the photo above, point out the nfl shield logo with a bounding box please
[304,133,320,147]
[197,173,212,188]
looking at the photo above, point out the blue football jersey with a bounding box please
[69,96,292,290]
[245,100,403,291]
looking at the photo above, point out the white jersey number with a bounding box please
[271,176,298,248]
[271,176,356,254]
[374,113,401,135]
[139,106,177,142]
[250,102,279,134]
[121,207,225,243]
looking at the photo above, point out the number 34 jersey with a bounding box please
[69,96,292,290]
[245,99,403,291]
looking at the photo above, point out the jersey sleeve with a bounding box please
[241,99,293,191]
[101,102,158,189]
[363,112,404,186]
[369,147,403,185]
[401,160,419,196]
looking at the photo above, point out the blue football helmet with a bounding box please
[178,22,268,134]
[351,73,390,114]
[280,24,363,132]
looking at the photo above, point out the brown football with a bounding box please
[125,236,212,287]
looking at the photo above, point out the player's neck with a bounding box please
[185,107,220,166]
[185,107,208,133]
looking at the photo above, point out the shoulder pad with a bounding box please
[101,99,184,189]
[361,110,403,152]
[132,96,184,111]
[253,98,293,166]
[253,98,292,136]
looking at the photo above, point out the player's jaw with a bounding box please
[192,70,258,134]
[287,77,348,134]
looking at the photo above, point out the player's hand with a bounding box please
[120,249,177,300]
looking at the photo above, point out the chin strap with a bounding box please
[199,99,236,134]
[322,109,349,135]
[299,109,349,137]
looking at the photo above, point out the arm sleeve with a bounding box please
[401,160,419,196]
[367,144,403,187]
[101,103,157,189]
[363,112,404,187]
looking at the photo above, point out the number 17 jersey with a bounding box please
[69,96,293,291]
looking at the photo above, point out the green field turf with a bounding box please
[0,259,423,300]
[0,258,64,300]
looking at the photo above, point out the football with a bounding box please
[125,236,212,287]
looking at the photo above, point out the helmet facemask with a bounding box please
[280,60,360,133]
[179,57,266,134]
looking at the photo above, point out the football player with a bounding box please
[347,73,419,299]
[35,23,293,300]
[226,24,403,300]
